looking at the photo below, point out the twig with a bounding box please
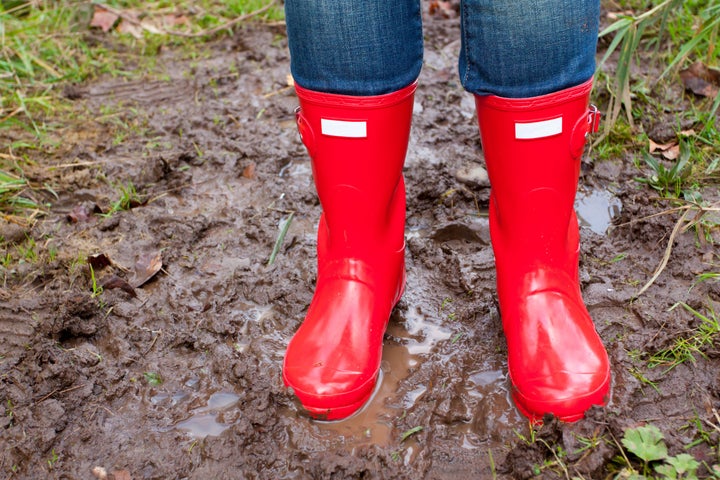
[612,199,719,229]
[48,161,102,169]
[634,208,692,299]
[0,108,23,124]
[608,430,634,470]
[263,85,293,99]
[144,330,161,355]
[2,1,30,16]
[35,383,88,403]
[227,114,242,127]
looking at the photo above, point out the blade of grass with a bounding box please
[634,208,692,299]
[267,212,294,267]
[660,11,720,80]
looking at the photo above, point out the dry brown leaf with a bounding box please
[88,253,112,271]
[680,61,720,98]
[131,251,163,288]
[662,144,680,160]
[648,139,676,153]
[242,162,256,179]
[116,19,144,39]
[138,20,164,35]
[101,275,137,298]
[90,7,119,32]
[161,14,190,28]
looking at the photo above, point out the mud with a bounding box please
[2,5,719,480]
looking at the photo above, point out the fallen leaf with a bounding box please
[88,253,112,271]
[116,19,144,39]
[131,251,162,288]
[89,7,119,32]
[648,139,675,153]
[680,61,720,98]
[662,144,680,161]
[139,20,164,35]
[242,162,256,179]
[161,14,190,28]
[101,275,137,298]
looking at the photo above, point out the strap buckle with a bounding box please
[588,104,601,134]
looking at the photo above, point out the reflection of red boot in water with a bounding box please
[475,78,610,422]
[283,82,416,420]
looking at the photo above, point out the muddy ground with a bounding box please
[2,5,719,479]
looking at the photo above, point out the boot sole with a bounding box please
[511,368,611,423]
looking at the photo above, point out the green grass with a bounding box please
[0,164,46,224]
[597,0,720,192]
[648,302,720,372]
[598,0,720,132]
[105,181,143,216]
[1,0,281,224]
[1,0,281,134]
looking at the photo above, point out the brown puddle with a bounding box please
[290,315,442,449]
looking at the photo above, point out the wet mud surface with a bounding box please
[2,7,719,480]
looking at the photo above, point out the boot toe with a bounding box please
[283,365,378,420]
[511,367,611,422]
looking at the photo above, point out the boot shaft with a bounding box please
[294,82,416,258]
[475,78,599,270]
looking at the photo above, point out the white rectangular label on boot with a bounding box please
[515,117,563,139]
[321,119,367,138]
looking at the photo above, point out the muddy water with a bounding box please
[3,7,720,480]
[576,187,622,234]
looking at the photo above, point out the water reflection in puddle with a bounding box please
[575,187,622,234]
[175,413,230,438]
[460,366,522,449]
[312,340,415,444]
[174,391,240,438]
[309,308,454,448]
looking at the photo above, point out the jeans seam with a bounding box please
[461,0,471,89]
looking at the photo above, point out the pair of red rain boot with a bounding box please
[282,78,610,422]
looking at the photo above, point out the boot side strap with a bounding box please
[587,104,601,134]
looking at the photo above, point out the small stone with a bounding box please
[92,466,108,479]
[455,164,489,187]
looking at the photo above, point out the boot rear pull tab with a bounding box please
[295,106,316,158]
[570,105,601,159]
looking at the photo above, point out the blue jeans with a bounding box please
[285,0,600,98]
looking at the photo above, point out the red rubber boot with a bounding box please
[474,78,610,422]
[282,82,416,420]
